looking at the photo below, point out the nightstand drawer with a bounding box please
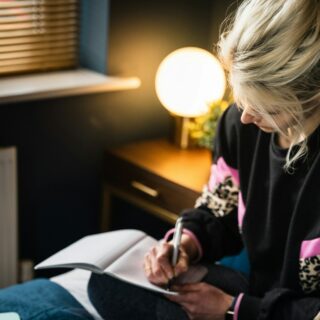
[102,139,210,232]
[105,153,200,215]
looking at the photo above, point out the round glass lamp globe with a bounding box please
[155,47,226,118]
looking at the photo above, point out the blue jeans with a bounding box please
[87,264,249,320]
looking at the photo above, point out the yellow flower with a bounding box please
[188,98,233,150]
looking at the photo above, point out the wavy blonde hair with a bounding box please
[217,0,320,171]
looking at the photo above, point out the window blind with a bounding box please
[0,0,79,76]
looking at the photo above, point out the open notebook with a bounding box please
[35,229,207,296]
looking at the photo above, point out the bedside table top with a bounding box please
[107,139,212,193]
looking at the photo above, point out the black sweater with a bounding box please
[182,105,320,320]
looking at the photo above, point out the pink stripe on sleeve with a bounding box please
[164,228,175,242]
[163,228,203,263]
[234,293,244,320]
[300,238,320,259]
[208,157,239,191]
[238,192,246,230]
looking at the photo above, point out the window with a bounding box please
[0,0,140,104]
[0,0,79,76]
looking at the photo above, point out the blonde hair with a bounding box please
[217,0,320,171]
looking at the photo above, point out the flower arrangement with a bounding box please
[189,99,230,150]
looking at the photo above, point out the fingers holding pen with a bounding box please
[144,242,174,286]
[144,217,190,288]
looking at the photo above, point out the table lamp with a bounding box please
[155,47,226,148]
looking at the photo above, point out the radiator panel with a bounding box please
[0,147,18,288]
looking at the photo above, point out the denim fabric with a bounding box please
[88,264,249,320]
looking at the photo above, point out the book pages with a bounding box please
[35,230,146,271]
[106,236,178,295]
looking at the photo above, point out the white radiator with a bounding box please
[0,147,18,288]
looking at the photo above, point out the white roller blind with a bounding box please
[0,0,79,76]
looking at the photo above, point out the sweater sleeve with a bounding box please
[182,105,244,262]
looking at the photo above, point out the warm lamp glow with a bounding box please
[155,47,226,117]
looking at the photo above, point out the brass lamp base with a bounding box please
[172,116,197,149]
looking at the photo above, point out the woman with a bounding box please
[88,0,320,319]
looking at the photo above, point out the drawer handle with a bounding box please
[131,181,159,198]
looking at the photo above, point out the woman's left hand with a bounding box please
[166,282,233,320]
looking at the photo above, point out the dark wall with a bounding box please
[108,0,214,113]
[0,0,233,267]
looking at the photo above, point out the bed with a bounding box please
[0,269,102,320]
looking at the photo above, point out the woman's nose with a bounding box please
[240,109,259,124]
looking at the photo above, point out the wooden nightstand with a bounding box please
[102,139,211,234]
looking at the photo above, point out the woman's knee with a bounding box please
[88,273,158,320]
[87,273,188,320]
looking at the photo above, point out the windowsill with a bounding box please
[0,69,141,104]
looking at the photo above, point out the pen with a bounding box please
[167,217,183,290]
[171,217,184,266]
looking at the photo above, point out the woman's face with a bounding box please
[239,106,293,133]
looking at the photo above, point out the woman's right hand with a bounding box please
[143,234,198,287]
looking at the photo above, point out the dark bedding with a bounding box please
[0,279,93,320]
